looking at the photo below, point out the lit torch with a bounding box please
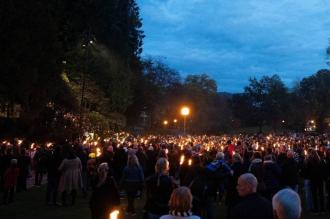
[96,147,102,157]
[109,210,120,219]
[180,155,185,165]
[304,150,308,156]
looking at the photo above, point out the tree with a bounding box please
[242,75,289,132]
[182,74,220,133]
[295,69,330,132]
[0,0,145,139]
[127,58,181,128]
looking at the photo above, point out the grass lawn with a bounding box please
[0,186,328,219]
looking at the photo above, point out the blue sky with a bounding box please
[138,0,330,93]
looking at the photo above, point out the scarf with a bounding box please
[169,210,193,217]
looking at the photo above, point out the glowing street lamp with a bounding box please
[180,106,190,135]
[173,119,178,123]
[163,120,168,126]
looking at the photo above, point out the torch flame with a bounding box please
[180,155,185,165]
[96,147,102,157]
[109,210,120,219]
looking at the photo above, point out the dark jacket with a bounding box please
[229,193,273,219]
[205,159,232,196]
[120,165,144,193]
[263,160,281,191]
[145,174,175,215]
[90,176,120,219]
[281,158,299,187]
[226,162,245,207]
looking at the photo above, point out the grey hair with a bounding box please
[216,152,224,160]
[272,188,301,219]
[239,173,258,192]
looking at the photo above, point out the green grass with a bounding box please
[0,187,328,219]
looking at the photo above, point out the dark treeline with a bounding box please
[1,1,330,140]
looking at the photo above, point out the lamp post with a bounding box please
[79,31,94,139]
[180,107,190,135]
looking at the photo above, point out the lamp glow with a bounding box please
[181,107,190,116]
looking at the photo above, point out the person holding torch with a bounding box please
[90,162,120,219]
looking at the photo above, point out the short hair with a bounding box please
[216,152,224,160]
[239,173,258,192]
[272,189,301,219]
[169,186,193,213]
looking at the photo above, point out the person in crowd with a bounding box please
[120,154,144,216]
[281,151,299,192]
[76,146,89,197]
[205,152,232,200]
[17,148,31,192]
[145,145,157,177]
[136,146,149,176]
[2,158,19,204]
[46,145,62,205]
[301,150,313,211]
[272,188,301,219]
[308,150,326,214]
[87,155,98,191]
[225,153,246,214]
[113,144,128,182]
[58,146,82,206]
[183,155,208,217]
[249,152,265,194]
[33,147,47,186]
[225,140,235,161]
[325,148,330,210]
[203,151,232,219]
[90,162,120,219]
[262,154,281,200]
[229,173,273,219]
[160,186,201,219]
[145,158,176,219]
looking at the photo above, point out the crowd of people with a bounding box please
[0,132,330,219]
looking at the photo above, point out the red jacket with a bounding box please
[4,167,19,189]
[228,144,235,156]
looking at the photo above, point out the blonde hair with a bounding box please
[169,186,193,212]
[127,154,140,167]
[155,157,169,174]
